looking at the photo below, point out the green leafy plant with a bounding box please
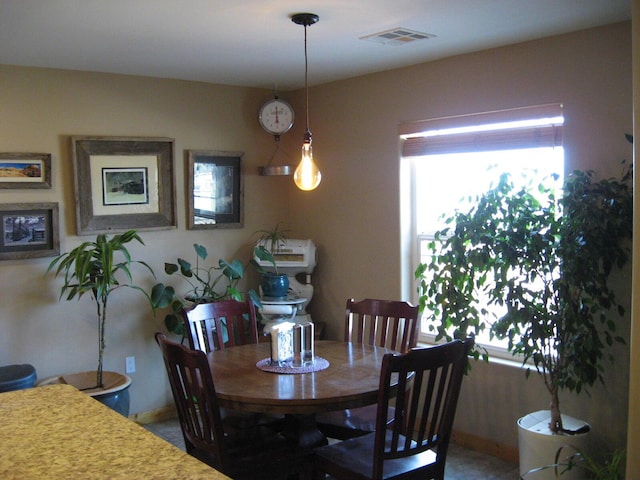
[415,156,632,433]
[46,230,155,388]
[249,223,294,298]
[252,244,279,275]
[151,243,272,336]
[520,446,625,479]
[251,222,291,275]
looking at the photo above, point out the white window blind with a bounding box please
[400,103,563,157]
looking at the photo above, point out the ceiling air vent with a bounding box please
[360,27,436,46]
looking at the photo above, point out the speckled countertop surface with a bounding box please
[0,384,229,480]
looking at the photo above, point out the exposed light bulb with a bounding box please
[294,132,321,191]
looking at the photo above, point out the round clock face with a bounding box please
[259,98,294,136]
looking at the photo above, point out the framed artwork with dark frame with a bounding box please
[72,136,177,235]
[0,203,60,260]
[0,152,52,189]
[186,150,243,230]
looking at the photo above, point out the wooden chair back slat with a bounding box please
[182,299,259,353]
[372,338,474,479]
[155,333,228,468]
[344,298,420,353]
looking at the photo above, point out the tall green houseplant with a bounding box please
[47,230,155,388]
[415,161,632,433]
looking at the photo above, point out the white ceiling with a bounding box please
[0,1,631,91]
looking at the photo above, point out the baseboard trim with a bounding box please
[130,405,177,425]
[451,429,519,464]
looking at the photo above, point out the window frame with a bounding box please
[400,104,564,359]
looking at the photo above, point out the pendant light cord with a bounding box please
[292,13,317,143]
[304,24,310,134]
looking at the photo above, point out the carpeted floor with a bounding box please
[144,418,520,479]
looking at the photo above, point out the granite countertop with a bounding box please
[0,384,229,480]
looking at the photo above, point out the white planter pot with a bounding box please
[518,410,591,480]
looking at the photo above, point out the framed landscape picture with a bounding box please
[71,136,177,235]
[0,153,52,189]
[0,203,59,260]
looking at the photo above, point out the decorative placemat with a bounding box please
[256,357,330,374]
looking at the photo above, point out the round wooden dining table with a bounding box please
[207,340,396,448]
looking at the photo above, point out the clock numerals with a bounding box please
[259,99,294,136]
[266,105,289,128]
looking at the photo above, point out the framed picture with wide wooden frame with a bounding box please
[186,150,243,230]
[0,152,52,189]
[72,136,177,235]
[0,203,59,260]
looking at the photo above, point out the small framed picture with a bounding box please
[101,167,149,206]
[186,150,243,229]
[0,203,60,260]
[0,153,52,189]
[72,136,177,235]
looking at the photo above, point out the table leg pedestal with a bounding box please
[281,414,328,449]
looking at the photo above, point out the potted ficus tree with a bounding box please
[415,151,632,475]
[44,230,155,416]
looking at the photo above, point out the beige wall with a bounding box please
[0,66,296,413]
[289,22,632,457]
[0,21,633,459]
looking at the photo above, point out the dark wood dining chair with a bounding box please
[316,298,420,439]
[182,299,284,432]
[344,298,420,352]
[313,337,474,480]
[155,333,309,480]
[182,299,259,353]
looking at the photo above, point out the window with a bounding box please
[400,105,564,355]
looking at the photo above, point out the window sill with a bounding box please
[416,340,529,370]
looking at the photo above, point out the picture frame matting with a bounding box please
[72,136,177,235]
[0,152,52,189]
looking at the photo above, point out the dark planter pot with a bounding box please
[0,364,37,392]
[92,380,132,417]
[38,371,132,417]
[261,273,290,298]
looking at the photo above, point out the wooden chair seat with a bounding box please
[314,405,393,440]
[219,408,284,434]
[192,423,307,480]
[314,430,438,479]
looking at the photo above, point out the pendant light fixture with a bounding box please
[292,13,322,191]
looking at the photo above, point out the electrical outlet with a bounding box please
[125,356,136,374]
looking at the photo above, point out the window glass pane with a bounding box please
[412,147,564,352]
[416,147,563,234]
